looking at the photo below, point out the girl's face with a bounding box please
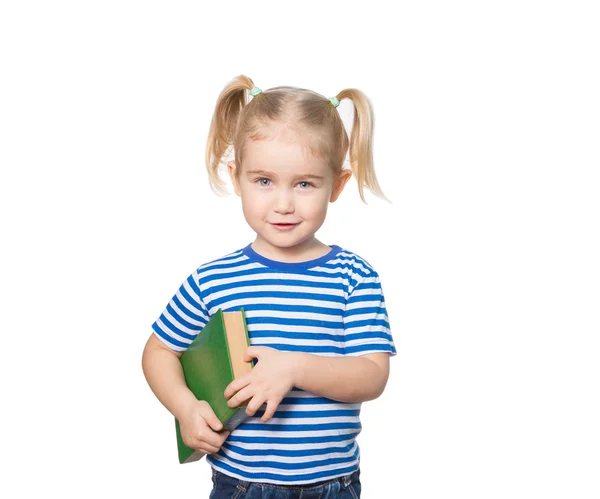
[228,133,351,261]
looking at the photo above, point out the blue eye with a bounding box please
[257,178,271,186]
[298,181,313,189]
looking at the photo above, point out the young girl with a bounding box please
[142,75,397,498]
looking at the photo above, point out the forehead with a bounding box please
[242,133,328,176]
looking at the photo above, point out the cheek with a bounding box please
[240,192,267,217]
[299,192,329,217]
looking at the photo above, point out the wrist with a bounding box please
[289,351,306,387]
[172,390,198,421]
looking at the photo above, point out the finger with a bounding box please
[190,436,220,454]
[200,430,227,449]
[245,396,267,418]
[199,444,220,454]
[224,376,249,399]
[223,381,235,399]
[206,414,224,432]
[218,430,231,444]
[197,400,224,432]
[227,386,254,408]
[207,443,227,455]
[245,346,265,361]
[261,400,279,423]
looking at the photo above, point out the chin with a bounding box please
[263,238,299,248]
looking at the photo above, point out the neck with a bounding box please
[251,237,330,263]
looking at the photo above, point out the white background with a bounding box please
[1,1,598,497]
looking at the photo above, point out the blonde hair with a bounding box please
[205,74,389,204]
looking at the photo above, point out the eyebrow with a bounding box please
[245,169,325,180]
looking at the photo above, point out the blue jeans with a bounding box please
[209,467,361,498]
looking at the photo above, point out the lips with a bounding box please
[271,222,299,229]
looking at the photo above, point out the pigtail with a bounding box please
[205,75,256,195]
[336,89,390,204]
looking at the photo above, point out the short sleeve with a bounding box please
[343,270,397,357]
[151,269,210,352]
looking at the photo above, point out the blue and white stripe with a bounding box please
[152,243,396,484]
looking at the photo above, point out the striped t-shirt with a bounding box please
[151,243,397,485]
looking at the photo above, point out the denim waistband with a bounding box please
[213,467,360,489]
[304,469,359,488]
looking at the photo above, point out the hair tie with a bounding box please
[249,87,262,96]
[328,96,340,108]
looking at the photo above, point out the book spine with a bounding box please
[224,408,249,431]
[219,307,236,380]
[240,307,255,368]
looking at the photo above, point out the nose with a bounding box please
[273,188,295,214]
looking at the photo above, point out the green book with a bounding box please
[175,308,256,464]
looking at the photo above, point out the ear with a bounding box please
[330,169,352,202]
[227,161,241,197]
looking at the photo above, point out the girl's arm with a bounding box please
[224,347,392,421]
[141,333,198,420]
[291,351,390,403]
[142,333,232,454]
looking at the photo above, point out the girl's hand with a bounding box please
[224,346,297,423]
[179,399,230,455]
